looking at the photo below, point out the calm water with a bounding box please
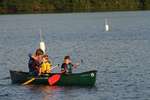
[0,11,150,100]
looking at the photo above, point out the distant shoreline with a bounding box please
[0,10,150,15]
[0,0,150,14]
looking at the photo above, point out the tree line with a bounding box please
[0,0,149,14]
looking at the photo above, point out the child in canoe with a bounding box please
[61,56,80,74]
[39,54,52,74]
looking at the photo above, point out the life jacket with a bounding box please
[41,61,52,74]
[61,63,73,74]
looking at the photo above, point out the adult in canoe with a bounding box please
[28,48,44,76]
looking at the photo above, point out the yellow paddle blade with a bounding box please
[22,78,35,85]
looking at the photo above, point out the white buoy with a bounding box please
[105,18,110,32]
[39,29,46,54]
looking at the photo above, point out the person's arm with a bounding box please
[72,63,80,68]
[61,63,67,73]
[38,67,42,75]
[34,61,42,75]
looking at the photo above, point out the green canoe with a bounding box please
[10,70,97,86]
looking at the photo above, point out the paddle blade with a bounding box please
[48,75,61,86]
[22,78,35,85]
[40,41,46,54]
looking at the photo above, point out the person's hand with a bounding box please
[74,63,80,68]
[76,63,80,66]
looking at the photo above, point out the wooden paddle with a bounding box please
[22,77,35,85]
[22,65,59,85]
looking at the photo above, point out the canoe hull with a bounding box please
[10,70,97,86]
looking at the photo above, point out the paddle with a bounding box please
[22,77,35,85]
[23,29,47,85]
[48,74,61,86]
[22,65,59,85]
[39,29,46,54]
[48,60,83,86]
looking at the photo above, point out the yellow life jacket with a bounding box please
[41,62,52,74]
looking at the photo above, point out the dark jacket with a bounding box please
[28,55,41,76]
[61,63,73,74]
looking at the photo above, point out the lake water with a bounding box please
[0,11,150,100]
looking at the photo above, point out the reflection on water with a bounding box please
[25,85,63,100]
[23,85,97,100]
